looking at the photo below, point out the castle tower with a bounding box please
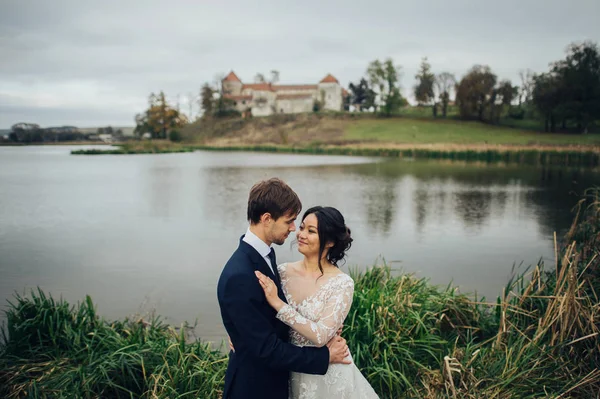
[222,71,243,95]
[317,74,342,111]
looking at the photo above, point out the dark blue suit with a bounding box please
[217,237,329,399]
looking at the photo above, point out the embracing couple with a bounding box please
[217,178,378,399]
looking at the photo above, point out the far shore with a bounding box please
[7,115,600,167]
[0,141,113,146]
[70,139,600,168]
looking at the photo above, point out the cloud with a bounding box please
[1,0,598,127]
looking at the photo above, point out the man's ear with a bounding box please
[260,212,273,225]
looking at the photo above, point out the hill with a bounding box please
[180,113,600,149]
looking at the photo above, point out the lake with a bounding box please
[1,145,597,343]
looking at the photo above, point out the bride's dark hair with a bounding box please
[302,206,353,276]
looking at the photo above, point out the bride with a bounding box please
[255,206,379,399]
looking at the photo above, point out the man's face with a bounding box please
[267,212,297,245]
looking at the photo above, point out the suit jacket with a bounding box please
[217,236,329,399]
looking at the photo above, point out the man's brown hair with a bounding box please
[247,178,302,224]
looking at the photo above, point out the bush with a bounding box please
[508,107,525,120]
[168,129,182,142]
[213,109,241,119]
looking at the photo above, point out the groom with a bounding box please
[217,178,350,399]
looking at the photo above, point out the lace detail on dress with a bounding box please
[276,265,354,347]
[277,264,379,399]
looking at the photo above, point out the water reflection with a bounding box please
[1,148,598,343]
[454,190,493,231]
[363,177,397,234]
[347,160,596,240]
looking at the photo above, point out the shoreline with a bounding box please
[0,141,113,146]
[70,141,600,168]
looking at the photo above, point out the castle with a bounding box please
[221,71,346,116]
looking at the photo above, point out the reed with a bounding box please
[0,291,226,398]
[2,189,599,398]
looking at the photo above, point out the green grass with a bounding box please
[1,188,599,398]
[345,118,600,146]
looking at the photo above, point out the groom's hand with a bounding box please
[326,336,351,364]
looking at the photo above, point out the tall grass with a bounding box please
[0,291,226,398]
[2,189,599,398]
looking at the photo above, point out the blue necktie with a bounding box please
[268,248,279,284]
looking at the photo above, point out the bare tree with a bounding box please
[435,72,456,118]
[518,69,534,105]
[213,73,225,93]
[186,92,197,120]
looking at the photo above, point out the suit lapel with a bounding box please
[238,237,288,304]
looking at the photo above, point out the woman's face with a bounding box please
[296,213,321,257]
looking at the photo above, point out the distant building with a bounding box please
[97,134,113,143]
[221,71,348,116]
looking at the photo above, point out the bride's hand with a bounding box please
[255,271,285,312]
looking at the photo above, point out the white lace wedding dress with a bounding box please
[276,263,379,399]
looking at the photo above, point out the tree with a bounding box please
[254,73,266,83]
[532,72,562,132]
[489,80,516,122]
[270,70,280,84]
[518,69,535,106]
[367,58,403,116]
[200,84,215,117]
[9,123,42,143]
[435,72,456,118]
[342,90,351,111]
[455,65,497,121]
[186,92,197,121]
[414,57,436,115]
[530,41,600,133]
[348,78,376,111]
[551,41,600,133]
[135,92,188,139]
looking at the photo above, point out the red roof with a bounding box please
[320,74,339,84]
[243,83,272,91]
[273,84,318,91]
[277,94,313,100]
[342,88,349,97]
[223,71,242,82]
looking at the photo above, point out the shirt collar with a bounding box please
[243,227,272,258]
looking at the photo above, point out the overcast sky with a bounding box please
[1,0,599,128]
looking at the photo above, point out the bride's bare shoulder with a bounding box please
[282,261,303,276]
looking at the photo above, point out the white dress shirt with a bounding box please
[242,227,277,277]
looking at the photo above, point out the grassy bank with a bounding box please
[72,140,197,155]
[71,114,600,166]
[72,140,600,168]
[345,118,600,146]
[177,113,600,147]
[1,188,599,398]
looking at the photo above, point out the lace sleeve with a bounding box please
[276,275,354,347]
